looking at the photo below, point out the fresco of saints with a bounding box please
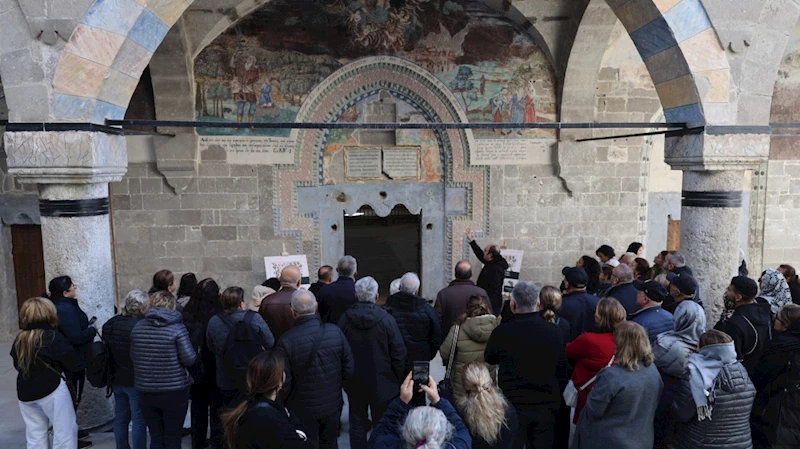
[510,90,525,135]
[230,54,260,123]
[491,88,508,134]
[524,80,536,123]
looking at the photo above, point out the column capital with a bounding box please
[665,127,769,171]
[3,131,127,184]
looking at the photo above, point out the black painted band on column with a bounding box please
[39,198,109,217]
[681,191,742,208]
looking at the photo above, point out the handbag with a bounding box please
[563,355,615,408]
[437,325,460,402]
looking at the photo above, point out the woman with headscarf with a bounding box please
[650,301,706,448]
[670,330,756,449]
[760,268,794,316]
[249,285,275,312]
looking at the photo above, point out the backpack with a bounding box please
[218,311,265,391]
[86,338,111,391]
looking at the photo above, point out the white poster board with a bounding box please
[264,255,311,290]
[500,249,524,300]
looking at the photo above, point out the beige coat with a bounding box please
[440,313,498,400]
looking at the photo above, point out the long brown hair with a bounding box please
[149,269,175,294]
[613,321,654,371]
[15,297,58,377]
[222,350,286,448]
[457,295,492,325]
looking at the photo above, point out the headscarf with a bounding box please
[760,268,793,315]
[660,300,707,346]
[686,342,738,421]
[249,286,275,312]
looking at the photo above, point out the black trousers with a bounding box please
[298,411,341,449]
[513,406,556,449]
[553,399,571,449]
[141,388,190,449]
[348,398,389,449]
[190,381,223,449]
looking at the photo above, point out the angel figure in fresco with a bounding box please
[230,54,260,124]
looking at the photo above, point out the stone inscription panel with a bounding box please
[199,136,295,164]
[382,147,420,179]
[344,147,383,179]
[472,138,556,165]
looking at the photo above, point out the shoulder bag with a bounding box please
[437,324,460,402]
[563,355,615,408]
[39,358,79,410]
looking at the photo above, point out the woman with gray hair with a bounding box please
[102,289,149,449]
[368,372,471,449]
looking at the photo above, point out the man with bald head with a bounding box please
[600,264,639,314]
[258,265,302,339]
[434,260,488,337]
[466,229,509,315]
[278,289,354,449]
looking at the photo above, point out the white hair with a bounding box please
[399,272,421,294]
[402,406,454,449]
[511,281,539,313]
[355,276,379,303]
[667,252,686,268]
[123,289,149,316]
[337,255,357,278]
[612,264,634,284]
[291,289,317,315]
[390,278,402,296]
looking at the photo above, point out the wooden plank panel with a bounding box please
[11,225,46,327]
[667,218,681,251]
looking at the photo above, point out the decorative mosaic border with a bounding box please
[272,56,490,274]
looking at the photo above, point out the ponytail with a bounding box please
[539,286,562,324]
[222,401,249,449]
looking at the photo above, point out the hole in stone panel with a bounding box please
[336,192,347,203]
[331,224,338,231]
[379,191,387,199]
[426,223,433,230]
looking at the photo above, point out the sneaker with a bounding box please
[78,440,93,448]
[78,430,89,439]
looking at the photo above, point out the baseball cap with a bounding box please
[667,272,697,296]
[562,267,589,288]
[633,280,667,302]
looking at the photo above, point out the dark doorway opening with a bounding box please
[11,225,46,328]
[344,204,421,301]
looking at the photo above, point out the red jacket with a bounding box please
[565,332,615,423]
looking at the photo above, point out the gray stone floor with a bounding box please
[0,343,445,449]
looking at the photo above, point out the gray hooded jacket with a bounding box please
[130,307,196,392]
[652,301,706,378]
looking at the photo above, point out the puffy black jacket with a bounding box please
[339,302,406,403]
[278,315,354,419]
[52,295,96,370]
[102,314,143,387]
[130,307,196,392]
[11,327,80,401]
[671,361,756,449]
[384,292,441,371]
[469,240,509,314]
[753,320,800,448]
[714,302,772,378]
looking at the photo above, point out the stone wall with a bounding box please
[762,160,800,269]
[110,158,294,300]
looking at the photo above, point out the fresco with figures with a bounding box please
[193,0,557,140]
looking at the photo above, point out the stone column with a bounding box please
[666,129,769,325]
[4,130,127,429]
[680,170,746,322]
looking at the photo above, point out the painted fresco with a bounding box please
[194,0,557,139]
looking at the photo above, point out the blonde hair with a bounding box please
[149,290,176,310]
[595,297,627,333]
[613,321,654,371]
[456,362,509,446]
[699,329,733,347]
[539,286,562,323]
[14,297,58,376]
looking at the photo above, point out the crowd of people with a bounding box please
[10,234,800,449]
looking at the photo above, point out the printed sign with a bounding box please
[264,255,311,289]
[500,249,524,300]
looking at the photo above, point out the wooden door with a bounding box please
[667,218,681,251]
[11,225,46,327]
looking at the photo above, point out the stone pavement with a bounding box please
[0,343,445,449]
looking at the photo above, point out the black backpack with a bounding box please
[218,311,265,391]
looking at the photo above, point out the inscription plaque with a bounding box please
[344,147,383,179]
[382,147,420,179]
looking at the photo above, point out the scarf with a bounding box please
[760,269,793,315]
[686,342,737,421]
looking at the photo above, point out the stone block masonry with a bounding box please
[111,161,295,298]
[762,160,800,271]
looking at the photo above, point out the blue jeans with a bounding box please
[113,384,147,449]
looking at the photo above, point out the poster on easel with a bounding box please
[500,249,524,300]
[264,255,311,290]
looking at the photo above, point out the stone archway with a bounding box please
[274,56,487,294]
